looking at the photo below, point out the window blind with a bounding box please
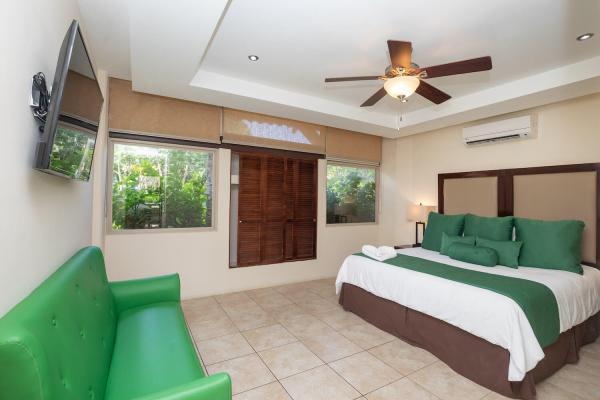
[61,70,103,125]
[325,127,382,165]
[222,108,326,154]
[108,78,221,143]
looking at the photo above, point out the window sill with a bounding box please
[107,226,217,235]
[230,256,317,269]
[325,222,378,227]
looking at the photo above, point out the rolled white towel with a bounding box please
[361,245,378,255]
[361,244,397,262]
[378,246,396,256]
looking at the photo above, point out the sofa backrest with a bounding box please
[0,247,117,400]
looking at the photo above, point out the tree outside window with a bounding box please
[111,141,213,230]
[326,164,377,224]
[49,124,95,180]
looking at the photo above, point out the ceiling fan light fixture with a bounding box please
[384,75,420,100]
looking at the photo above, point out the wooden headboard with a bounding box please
[438,163,600,268]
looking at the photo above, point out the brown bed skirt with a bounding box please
[339,283,600,399]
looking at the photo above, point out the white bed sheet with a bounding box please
[335,247,600,381]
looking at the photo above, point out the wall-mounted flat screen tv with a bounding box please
[35,20,103,181]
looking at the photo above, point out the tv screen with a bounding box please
[35,20,103,181]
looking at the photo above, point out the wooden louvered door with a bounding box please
[237,151,317,267]
[284,159,296,261]
[237,154,263,266]
[292,159,317,259]
[262,156,286,264]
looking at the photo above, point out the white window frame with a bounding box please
[325,160,379,226]
[106,137,218,234]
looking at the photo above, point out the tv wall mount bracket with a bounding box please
[31,72,50,129]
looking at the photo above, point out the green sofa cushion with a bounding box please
[104,302,204,400]
[448,243,498,267]
[464,214,514,241]
[110,274,181,316]
[476,237,522,268]
[133,374,232,400]
[515,217,585,274]
[422,212,466,252]
[440,233,475,255]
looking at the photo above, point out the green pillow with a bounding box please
[447,243,498,267]
[464,214,514,241]
[440,233,475,255]
[422,212,466,252]
[476,237,522,268]
[514,217,584,274]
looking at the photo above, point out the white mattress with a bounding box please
[335,247,600,381]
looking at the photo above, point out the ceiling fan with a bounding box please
[324,40,492,107]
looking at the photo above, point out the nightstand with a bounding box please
[394,244,421,249]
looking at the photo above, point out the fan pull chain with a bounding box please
[396,109,403,133]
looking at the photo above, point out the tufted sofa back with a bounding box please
[0,247,117,400]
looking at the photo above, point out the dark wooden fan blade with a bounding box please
[324,76,381,82]
[415,80,451,104]
[360,87,387,107]
[387,40,412,68]
[420,56,492,79]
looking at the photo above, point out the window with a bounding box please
[326,163,377,224]
[110,140,214,230]
[230,151,317,267]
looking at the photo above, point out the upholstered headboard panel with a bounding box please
[513,171,597,263]
[443,177,498,217]
[438,164,600,267]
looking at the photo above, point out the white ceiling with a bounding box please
[79,0,600,137]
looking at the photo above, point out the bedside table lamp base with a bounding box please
[409,202,433,247]
[415,221,425,246]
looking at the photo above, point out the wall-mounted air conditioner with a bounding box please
[463,114,536,145]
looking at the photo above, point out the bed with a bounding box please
[336,163,600,399]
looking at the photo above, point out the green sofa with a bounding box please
[0,246,231,400]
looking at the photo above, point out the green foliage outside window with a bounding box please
[112,142,213,230]
[49,124,95,180]
[326,164,376,224]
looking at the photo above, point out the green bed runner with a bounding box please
[356,253,560,348]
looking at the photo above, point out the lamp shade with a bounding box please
[383,76,420,99]
[408,203,434,222]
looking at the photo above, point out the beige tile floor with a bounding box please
[182,278,600,400]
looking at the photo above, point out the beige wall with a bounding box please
[101,79,387,297]
[0,0,97,316]
[379,93,600,246]
[104,150,383,299]
[102,94,600,298]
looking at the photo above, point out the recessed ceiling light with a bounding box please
[576,33,594,41]
[248,55,259,61]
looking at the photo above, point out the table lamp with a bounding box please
[408,203,434,246]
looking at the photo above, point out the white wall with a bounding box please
[91,70,109,248]
[104,150,383,299]
[0,0,100,316]
[379,93,600,246]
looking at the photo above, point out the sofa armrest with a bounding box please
[109,274,180,315]
[133,373,232,400]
